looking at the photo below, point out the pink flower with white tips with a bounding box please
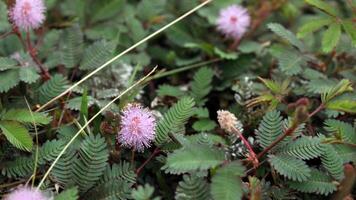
[5,187,48,200]
[10,0,46,30]
[117,104,156,152]
[217,5,251,40]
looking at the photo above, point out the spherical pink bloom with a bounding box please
[117,104,156,151]
[217,5,251,40]
[10,0,46,30]
[5,187,48,200]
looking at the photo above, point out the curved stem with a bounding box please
[136,148,161,175]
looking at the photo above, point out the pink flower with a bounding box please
[10,0,46,30]
[117,104,156,151]
[5,187,48,200]
[217,5,251,40]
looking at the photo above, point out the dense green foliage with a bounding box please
[0,0,355,199]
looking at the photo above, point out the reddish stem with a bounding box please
[257,103,326,160]
[25,31,51,80]
[308,103,325,118]
[136,148,161,175]
[231,127,258,167]
[13,28,50,80]
[257,124,298,159]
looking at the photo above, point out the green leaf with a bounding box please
[192,119,217,132]
[132,184,159,200]
[259,77,283,94]
[1,156,34,178]
[214,47,239,60]
[175,175,210,200]
[288,169,337,195]
[280,136,325,160]
[38,74,69,104]
[55,187,79,200]
[325,99,356,114]
[269,154,311,181]
[297,17,333,38]
[59,25,84,68]
[91,0,126,23]
[163,144,225,174]
[0,69,20,93]
[19,67,40,84]
[238,41,262,53]
[2,109,51,125]
[321,145,344,180]
[157,84,185,98]
[322,79,353,103]
[322,23,341,53]
[342,20,356,46]
[72,134,109,193]
[190,67,214,106]
[0,121,33,151]
[305,0,338,16]
[306,78,337,94]
[277,50,306,75]
[0,57,18,71]
[334,144,356,163]
[267,23,305,51]
[155,97,195,146]
[79,40,116,70]
[256,110,283,149]
[211,161,245,200]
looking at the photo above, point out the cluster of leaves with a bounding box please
[0,0,355,200]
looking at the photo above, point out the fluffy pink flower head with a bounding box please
[10,0,46,30]
[217,5,251,40]
[118,104,156,152]
[5,187,48,200]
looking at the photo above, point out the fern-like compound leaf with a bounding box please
[38,139,66,164]
[190,67,214,106]
[85,180,132,200]
[132,184,159,200]
[211,161,245,200]
[267,23,305,51]
[51,150,77,186]
[0,69,20,93]
[2,109,51,125]
[59,24,84,68]
[38,74,69,104]
[280,136,325,160]
[175,175,211,200]
[1,157,34,178]
[72,134,109,193]
[163,144,224,174]
[79,40,116,70]
[324,119,356,143]
[256,110,283,149]
[55,187,79,200]
[99,162,136,184]
[0,121,33,151]
[155,97,195,146]
[334,144,356,163]
[269,154,311,182]
[321,145,344,180]
[288,169,337,195]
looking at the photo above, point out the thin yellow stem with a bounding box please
[35,0,212,112]
[36,67,157,189]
